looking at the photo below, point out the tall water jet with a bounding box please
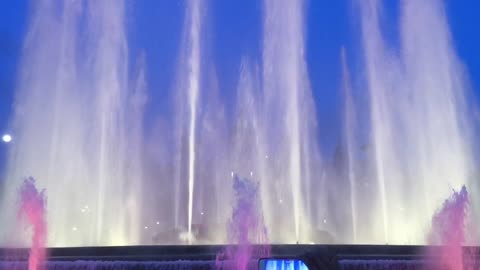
[262,0,321,243]
[231,59,266,216]
[341,49,357,243]
[1,0,145,246]
[357,0,475,243]
[358,1,391,242]
[170,0,229,244]
[128,54,148,243]
[171,0,203,243]
[167,0,205,242]
[186,0,201,243]
[195,71,230,241]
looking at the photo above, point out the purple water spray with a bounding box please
[427,185,468,270]
[217,174,269,270]
[18,177,47,270]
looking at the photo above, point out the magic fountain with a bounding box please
[0,0,478,269]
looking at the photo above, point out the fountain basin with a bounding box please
[0,245,478,270]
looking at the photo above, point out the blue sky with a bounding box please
[1,1,480,168]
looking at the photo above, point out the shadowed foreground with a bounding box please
[1,245,479,270]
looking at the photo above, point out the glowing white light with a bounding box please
[2,134,12,143]
[265,155,269,159]
[250,171,253,176]
[231,171,234,177]
[72,227,77,231]
[200,212,204,216]
[279,199,283,204]
[156,221,160,225]
[179,231,196,242]
[323,219,327,224]
[144,226,148,229]
[81,209,86,213]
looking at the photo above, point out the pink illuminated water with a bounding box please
[427,186,468,270]
[18,177,47,270]
[216,175,269,270]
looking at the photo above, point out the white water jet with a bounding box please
[172,0,203,243]
[262,0,321,243]
[341,49,358,243]
[1,0,145,246]
[356,0,475,244]
[185,0,202,243]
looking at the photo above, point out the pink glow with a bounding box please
[216,175,269,270]
[18,177,47,270]
[427,186,468,270]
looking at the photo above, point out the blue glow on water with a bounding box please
[263,259,309,270]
